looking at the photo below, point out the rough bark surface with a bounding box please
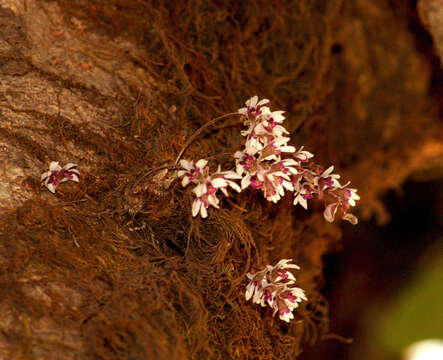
[419,0,443,62]
[0,1,441,359]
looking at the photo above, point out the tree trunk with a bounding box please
[0,1,441,359]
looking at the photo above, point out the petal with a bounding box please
[238,107,248,115]
[70,174,79,182]
[246,272,255,280]
[279,310,294,322]
[294,194,308,209]
[211,178,228,188]
[195,159,208,169]
[208,194,220,208]
[285,264,301,270]
[41,171,51,181]
[193,183,206,197]
[222,171,242,179]
[245,284,254,301]
[241,175,251,189]
[292,288,307,302]
[323,203,338,223]
[63,163,78,170]
[200,204,208,218]
[181,176,191,187]
[247,96,258,107]
[322,166,334,177]
[275,259,291,267]
[271,111,285,122]
[275,125,289,134]
[282,181,294,191]
[177,170,186,178]
[262,154,278,162]
[252,289,263,305]
[282,158,298,166]
[47,183,56,193]
[233,150,243,160]
[343,213,358,225]
[257,98,269,106]
[192,199,201,217]
[179,159,194,170]
[286,272,296,281]
[280,145,296,153]
[228,181,241,193]
[49,161,61,171]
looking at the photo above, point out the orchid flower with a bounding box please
[41,161,80,193]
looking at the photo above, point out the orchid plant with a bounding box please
[175,96,361,322]
[38,97,360,324]
[177,96,360,224]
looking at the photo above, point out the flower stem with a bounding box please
[174,112,240,167]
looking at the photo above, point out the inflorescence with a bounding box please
[177,96,360,224]
[245,259,307,322]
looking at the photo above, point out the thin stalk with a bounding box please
[174,112,239,167]
[136,113,240,191]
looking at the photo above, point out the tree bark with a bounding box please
[0,1,441,359]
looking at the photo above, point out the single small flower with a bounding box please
[315,166,341,198]
[259,137,295,161]
[323,182,360,224]
[245,268,269,306]
[262,170,293,203]
[293,146,314,163]
[177,159,208,187]
[212,167,242,195]
[271,285,307,322]
[267,258,300,282]
[192,181,220,218]
[238,95,270,119]
[192,194,217,218]
[188,164,241,218]
[292,182,314,209]
[41,161,80,193]
[254,111,289,138]
[234,150,257,175]
[323,202,339,223]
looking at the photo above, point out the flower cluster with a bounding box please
[236,96,360,224]
[245,259,307,322]
[177,159,241,218]
[177,96,359,224]
[41,161,80,193]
